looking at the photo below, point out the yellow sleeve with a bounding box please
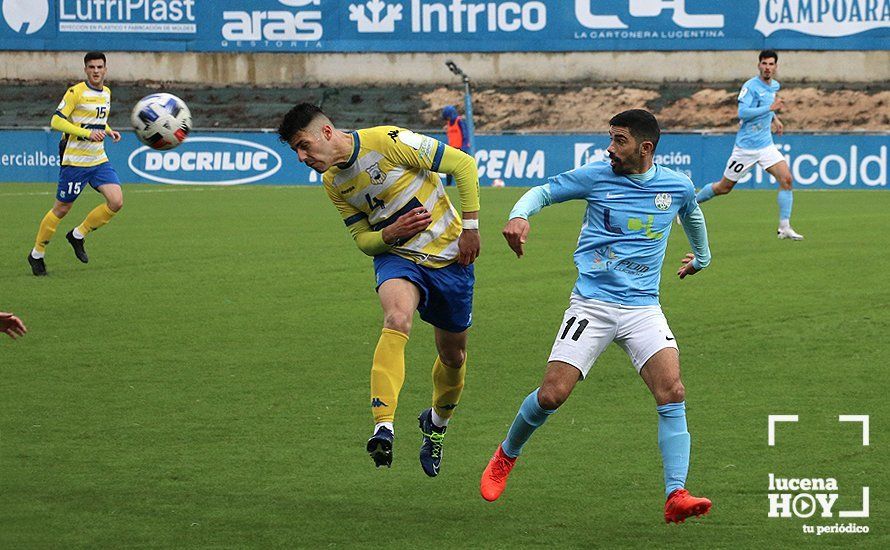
[324,178,392,257]
[55,86,78,119]
[51,114,91,139]
[437,144,480,212]
[382,129,480,212]
[349,218,392,256]
[51,86,91,138]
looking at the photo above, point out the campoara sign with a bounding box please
[128,137,283,185]
[755,0,890,37]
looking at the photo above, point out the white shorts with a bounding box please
[722,145,785,182]
[548,294,678,378]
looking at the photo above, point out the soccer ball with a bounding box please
[131,93,192,150]
[491,178,505,188]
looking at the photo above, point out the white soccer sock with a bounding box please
[431,409,450,428]
[31,248,44,259]
[374,421,394,434]
[72,227,86,240]
[779,219,790,229]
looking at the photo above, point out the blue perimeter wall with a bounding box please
[2,0,888,52]
[1,130,887,190]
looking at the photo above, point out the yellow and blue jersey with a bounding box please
[323,127,469,269]
[55,82,112,167]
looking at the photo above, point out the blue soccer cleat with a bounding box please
[367,426,394,469]
[418,408,447,477]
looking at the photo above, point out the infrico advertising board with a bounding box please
[0,130,886,189]
[1,1,888,52]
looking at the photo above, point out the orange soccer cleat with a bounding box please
[480,445,517,502]
[664,488,712,524]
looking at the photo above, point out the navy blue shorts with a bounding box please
[57,162,121,203]
[373,253,475,333]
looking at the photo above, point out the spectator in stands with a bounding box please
[442,105,471,186]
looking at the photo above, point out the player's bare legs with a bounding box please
[537,361,583,409]
[52,200,73,219]
[766,160,803,240]
[639,348,685,406]
[639,348,711,523]
[365,279,420,468]
[98,183,124,212]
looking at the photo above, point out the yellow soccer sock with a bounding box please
[370,328,409,424]
[34,210,62,254]
[77,204,117,237]
[432,355,466,421]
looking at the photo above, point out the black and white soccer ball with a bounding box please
[131,93,192,150]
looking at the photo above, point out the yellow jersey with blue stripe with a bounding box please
[323,127,476,269]
[55,82,112,167]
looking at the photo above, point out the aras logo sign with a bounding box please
[128,137,283,185]
[2,0,49,34]
[222,0,323,43]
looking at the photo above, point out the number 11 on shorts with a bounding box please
[560,316,589,341]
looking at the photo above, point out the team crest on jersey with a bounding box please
[366,162,386,185]
[655,193,672,210]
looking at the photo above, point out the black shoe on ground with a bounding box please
[27,253,47,276]
[66,230,89,263]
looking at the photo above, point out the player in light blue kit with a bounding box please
[480,110,713,524]
[696,50,804,240]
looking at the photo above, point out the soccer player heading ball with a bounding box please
[278,104,481,477]
[481,109,713,524]
[28,51,124,276]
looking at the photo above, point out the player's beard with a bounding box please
[609,149,646,175]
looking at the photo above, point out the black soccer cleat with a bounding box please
[367,426,394,469]
[27,253,47,276]
[65,230,89,263]
[418,408,447,477]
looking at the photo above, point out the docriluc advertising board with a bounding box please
[1,130,886,189]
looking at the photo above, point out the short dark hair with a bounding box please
[278,103,327,143]
[609,109,660,150]
[84,52,106,65]
[759,50,778,62]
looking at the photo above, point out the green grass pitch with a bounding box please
[1,183,887,548]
